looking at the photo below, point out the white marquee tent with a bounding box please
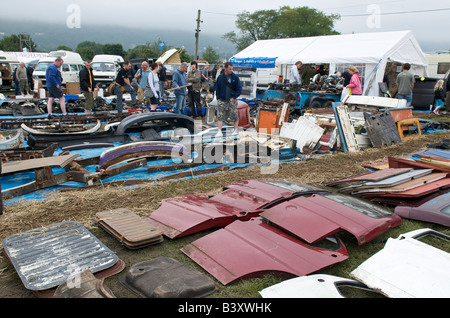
[230,30,428,96]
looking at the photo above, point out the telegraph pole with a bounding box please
[194,9,202,60]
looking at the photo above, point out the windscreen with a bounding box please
[35,62,52,72]
[92,62,115,72]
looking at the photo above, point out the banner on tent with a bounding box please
[229,57,277,69]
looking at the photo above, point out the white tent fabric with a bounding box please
[231,30,428,96]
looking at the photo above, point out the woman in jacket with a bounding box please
[346,66,362,95]
[145,63,160,111]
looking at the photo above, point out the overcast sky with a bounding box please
[1,0,449,52]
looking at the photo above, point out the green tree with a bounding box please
[223,6,340,51]
[56,45,73,51]
[273,6,340,38]
[76,41,104,56]
[223,9,279,52]
[202,46,220,64]
[0,34,37,51]
[77,47,95,60]
[126,44,158,60]
[103,44,125,57]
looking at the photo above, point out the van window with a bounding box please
[69,64,78,71]
[62,64,70,72]
[35,62,52,72]
[437,63,450,75]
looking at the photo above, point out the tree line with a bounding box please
[223,6,340,51]
[0,34,222,64]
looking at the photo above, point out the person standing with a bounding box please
[201,63,211,94]
[27,64,35,92]
[12,67,20,95]
[187,61,203,119]
[396,63,415,107]
[433,79,445,115]
[145,62,160,112]
[289,61,303,86]
[346,66,362,95]
[114,61,137,113]
[172,62,189,114]
[157,62,167,99]
[215,62,242,137]
[135,61,151,106]
[79,60,98,115]
[16,62,30,95]
[46,57,67,116]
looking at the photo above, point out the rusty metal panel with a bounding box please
[96,208,163,249]
[353,173,447,195]
[260,194,401,245]
[181,217,348,285]
[339,169,433,193]
[388,157,450,175]
[416,149,450,161]
[2,221,118,291]
[326,168,412,186]
[1,154,80,175]
[364,178,450,198]
[98,141,188,170]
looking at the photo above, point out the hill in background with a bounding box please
[0,19,237,58]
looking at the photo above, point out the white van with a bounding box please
[33,50,84,87]
[426,52,450,79]
[92,54,124,88]
[0,50,20,89]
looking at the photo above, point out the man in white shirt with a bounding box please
[289,61,303,86]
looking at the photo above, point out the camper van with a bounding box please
[33,50,84,87]
[426,52,450,79]
[0,50,20,89]
[92,54,124,88]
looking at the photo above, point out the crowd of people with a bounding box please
[42,56,243,132]
[12,63,35,96]
[39,56,446,119]
[289,60,447,114]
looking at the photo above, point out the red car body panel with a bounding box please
[260,193,402,245]
[181,217,349,285]
[144,179,304,238]
[395,192,450,226]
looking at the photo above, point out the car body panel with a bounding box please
[395,192,450,226]
[181,217,348,285]
[259,274,381,298]
[260,193,401,245]
[350,229,450,298]
[144,179,301,239]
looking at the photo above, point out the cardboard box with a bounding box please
[66,82,81,95]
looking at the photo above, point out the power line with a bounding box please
[340,7,450,17]
[203,7,450,19]
[203,11,237,16]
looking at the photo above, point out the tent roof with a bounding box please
[231,30,428,67]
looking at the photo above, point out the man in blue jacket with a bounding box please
[46,57,67,116]
[215,62,242,137]
[172,62,189,114]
